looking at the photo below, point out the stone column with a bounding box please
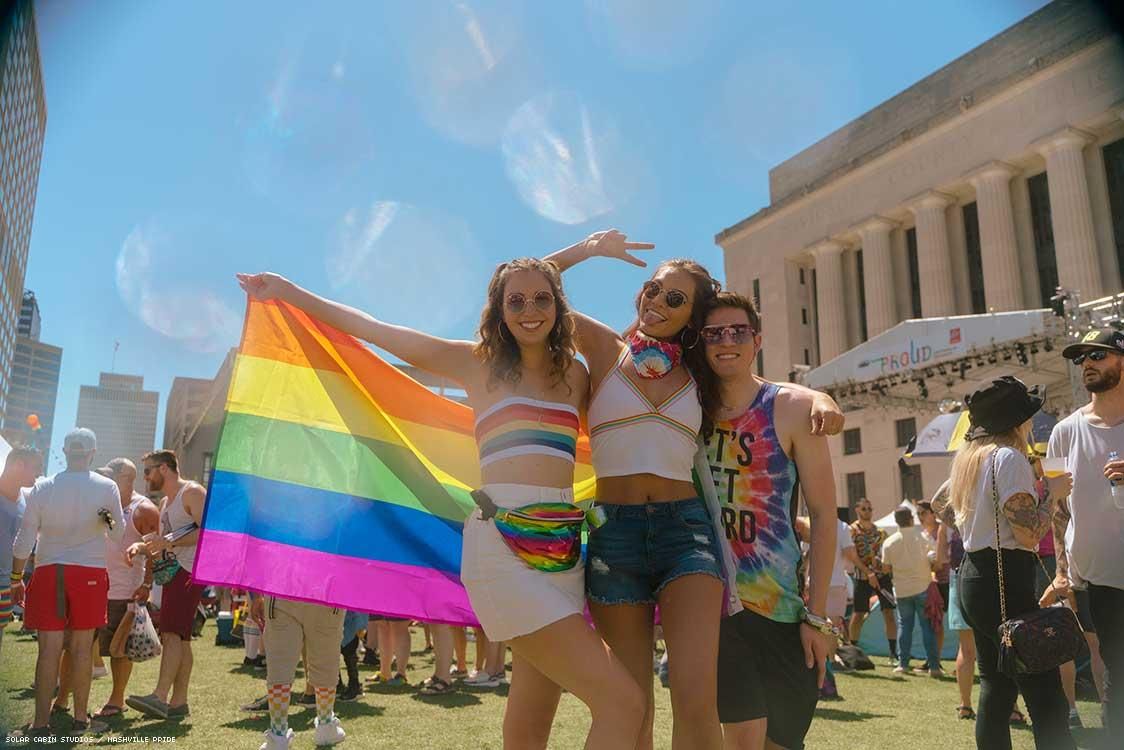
[1033,127,1103,300]
[966,161,1023,312]
[908,191,957,317]
[811,240,846,363]
[855,216,897,337]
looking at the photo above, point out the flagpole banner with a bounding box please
[193,298,595,625]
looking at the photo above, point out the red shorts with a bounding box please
[25,564,108,632]
[159,568,203,641]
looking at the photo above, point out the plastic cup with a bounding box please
[1041,457,1066,478]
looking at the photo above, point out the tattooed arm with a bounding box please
[1051,495,1071,584]
[1001,492,1051,551]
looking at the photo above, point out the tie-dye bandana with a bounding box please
[627,331,682,380]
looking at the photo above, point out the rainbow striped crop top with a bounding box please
[474,397,580,468]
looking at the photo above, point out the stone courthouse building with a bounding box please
[717,0,1124,514]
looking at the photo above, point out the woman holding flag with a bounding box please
[237,253,647,749]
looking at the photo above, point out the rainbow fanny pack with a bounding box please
[471,489,603,573]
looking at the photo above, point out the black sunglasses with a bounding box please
[505,291,555,314]
[1072,349,1110,366]
[642,281,689,309]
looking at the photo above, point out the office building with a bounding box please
[76,373,158,492]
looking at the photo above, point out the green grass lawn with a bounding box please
[0,621,1108,748]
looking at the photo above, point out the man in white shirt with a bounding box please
[880,507,939,677]
[92,458,159,719]
[11,428,124,735]
[1050,328,1124,733]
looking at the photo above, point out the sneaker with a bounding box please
[253,655,267,670]
[448,667,468,680]
[891,666,907,675]
[313,716,346,746]
[260,728,294,750]
[887,656,899,667]
[1068,707,1083,728]
[125,693,170,719]
[168,704,190,718]
[91,666,108,680]
[241,695,271,713]
[463,670,494,687]
[339,683,362,702]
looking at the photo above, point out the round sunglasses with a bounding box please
[1072,349,1111,366]
[701,323,756,345]
[642,280,689,309]
[505,290,555,314]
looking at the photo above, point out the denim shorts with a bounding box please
[585,497,725,606]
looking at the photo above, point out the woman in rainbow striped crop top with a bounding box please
[237,258,645,748]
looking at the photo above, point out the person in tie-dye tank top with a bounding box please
[701,291,840,750]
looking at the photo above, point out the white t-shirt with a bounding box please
[881,526,934,599]
[831,519,855,588]
[106,494,150,600]
[962,447,1037,553]
[1047,408,1124,590]
[13,471,125,568]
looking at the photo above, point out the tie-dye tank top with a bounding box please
[703,382,803,623]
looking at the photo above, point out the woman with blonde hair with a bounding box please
[946,376,1074,750]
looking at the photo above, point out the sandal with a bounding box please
[1009,709,1026,725]
[419,677,454,696]
[957,706,976,720]
[71,718,108,735]
[95,704,126,719]
[50,704,70,716]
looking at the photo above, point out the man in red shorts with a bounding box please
[126,449,206,720]
[11,428,124,735]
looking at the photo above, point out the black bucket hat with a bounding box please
[964,376,1044,441]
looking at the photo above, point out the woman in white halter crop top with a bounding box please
[238,259,645,748]
[546,230,843,750]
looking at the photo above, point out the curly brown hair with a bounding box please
[475,258,577,392]
[633,258,723,438]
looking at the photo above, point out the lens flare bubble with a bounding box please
[326,201,487,333]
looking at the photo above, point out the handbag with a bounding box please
[471,490,586,573]
[990,457,1084,675]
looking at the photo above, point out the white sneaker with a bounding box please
[462,670,491,686]
[259,728,294,750]
[92,666,108,679]
[313,716,346,746]
[465,671,503,688]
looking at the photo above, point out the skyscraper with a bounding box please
[0,1,47,413]
[3,289,61,456]
[76,373,158,492]
[163,376,211,449]
[17,289,40,339]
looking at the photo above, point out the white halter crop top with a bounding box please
[587,348,701,482]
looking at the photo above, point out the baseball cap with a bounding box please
[63,428,97,454]
[1062,328,1124,360]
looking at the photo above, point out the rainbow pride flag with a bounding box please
[194,298,596,624]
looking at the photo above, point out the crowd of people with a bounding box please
[1,229,1120,750]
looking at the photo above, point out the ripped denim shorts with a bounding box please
[585,497,725,606]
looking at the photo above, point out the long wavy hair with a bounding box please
[947,421,1032,529]
[475,257,577,392]
[632,258,723,438]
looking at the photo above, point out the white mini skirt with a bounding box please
[460,483,586,641]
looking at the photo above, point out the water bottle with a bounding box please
[1110,451,1124,510]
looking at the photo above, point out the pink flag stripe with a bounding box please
[192,530,479,626]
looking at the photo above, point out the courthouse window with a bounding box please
[843,428,862,455]
[1027,172,1059,307]
[801,308,808,325]
[905,228,922,318]
[1102,138,1124,286]
[846,472,867,509]
[962,202,987,313]
[895,417,917,448]
[899,462,923,502]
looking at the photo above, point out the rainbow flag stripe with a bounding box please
[194,298,595,624]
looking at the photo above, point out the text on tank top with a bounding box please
[703,382,803,623]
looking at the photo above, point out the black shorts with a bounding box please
[853,574,896,612]
[717,609,818,749]
[937,581,950,613]
[1075,588,1096,633]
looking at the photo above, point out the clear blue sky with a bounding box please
[30,0,1049,470]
